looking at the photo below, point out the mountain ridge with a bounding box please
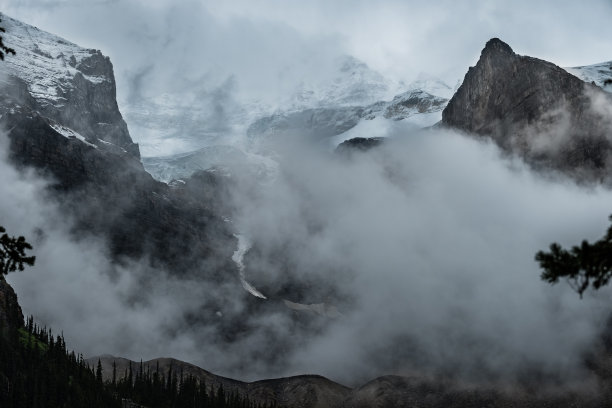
[87,353,610,408]
[89,355,350,408]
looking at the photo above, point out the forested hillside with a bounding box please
[0,279,276,408]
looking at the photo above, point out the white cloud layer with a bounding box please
[3,122,612,386]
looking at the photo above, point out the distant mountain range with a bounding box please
[142,69,453,182]
[86,353,610,408]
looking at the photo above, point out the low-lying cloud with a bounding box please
[229,124,612,384]
[3,120,612,388]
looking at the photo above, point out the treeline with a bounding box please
[0,316,279,408]
[0,316,119,407]
[108,358,277,408]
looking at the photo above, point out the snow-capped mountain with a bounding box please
[284,55,401,110]
[1,15,105,101]
[122,54,404,158]
[0,13,138,156]
[246,84,450,152]
[363,89,448,121]
[144,81,452,182]
[566,61,612,93]
[134,52,452,182]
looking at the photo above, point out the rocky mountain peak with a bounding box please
[481,37,514,58]
[442,38,612,182]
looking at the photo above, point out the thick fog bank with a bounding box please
[231,126,612,384]
[2,125,612,386]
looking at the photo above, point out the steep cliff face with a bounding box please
[0,13,139,158]
[0,277,23,332]
[442,38,612,181]
[0,15,236,276]
[2,103,236,275]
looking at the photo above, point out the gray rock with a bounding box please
[0,277,23,333]
[442,38,612,182]
[335,137,384,155]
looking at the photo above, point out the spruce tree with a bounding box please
[0,226,35,275]
[537,214,612,296]
[96,359,103,383]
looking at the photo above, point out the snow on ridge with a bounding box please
[565,61,612,93]
[405,73,455,99]
[50,123,98,149]
[285,55,400,111]
[0,13,110,105]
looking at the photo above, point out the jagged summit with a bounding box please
[442,38,612,182]
[481,37,514,56]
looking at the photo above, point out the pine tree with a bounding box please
[0,226,36,275]
[537,214,612,296]
[96,359,103,384]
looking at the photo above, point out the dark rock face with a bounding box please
[0,277,23,332]
[335,137,384,154]
[442,38,612,181]
[2,104,236,276]
[39,51,139,157]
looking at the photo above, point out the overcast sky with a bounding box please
[2,0,612,103]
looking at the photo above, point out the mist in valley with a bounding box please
[2,119,612,388]
[2,0,612,397]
